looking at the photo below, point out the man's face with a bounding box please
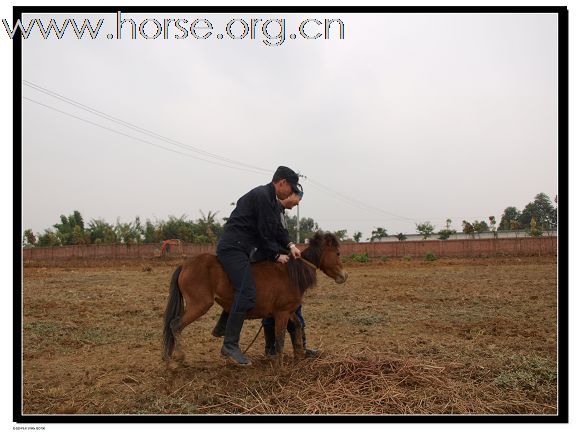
[280,192,302,210]
[274,179,294,200]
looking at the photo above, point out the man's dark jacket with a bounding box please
[218,183,291,260]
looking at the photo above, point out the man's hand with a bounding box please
[289,243,301,258]
[276,254,290,264]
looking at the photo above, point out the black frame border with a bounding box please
[13,5,569,424]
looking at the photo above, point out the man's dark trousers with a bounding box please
[216,243,257,365]
[216,244,256,314]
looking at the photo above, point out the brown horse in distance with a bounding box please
[163,232,347,367]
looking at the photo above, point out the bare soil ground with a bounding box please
[21,256,558,415]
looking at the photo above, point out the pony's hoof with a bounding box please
[173,350,185,362]
[264,351,277,361]
[167,359,181,373]
[304,348,320,358]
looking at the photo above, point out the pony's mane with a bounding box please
[287,257,317,294]
[286,232,339,294]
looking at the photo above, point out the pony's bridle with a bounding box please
[299,257,318,270]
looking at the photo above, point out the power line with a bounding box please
[22,94,501,229]
[22,81,453,225]
[22,79,272,175]
[305,176,418,223]
[22,96,268,176]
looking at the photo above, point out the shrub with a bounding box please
[403,255,412,261]
[425,251,437,261]
[350,253,370,263]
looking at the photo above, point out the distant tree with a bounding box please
[528,217,543,237]
[438,219,456,240]
[286,215,298,243]
[53,215,72,245]
[437,230,450,240]
[72,225,90,245]
[353,231,363,243]
[369,227,388,241]
[499,206,521,230]
[88,219,117,244]
[286,216,321,243]
[23,229,36,247]
[134,216,144,241]
[519,193,557,231]
[437,229,456,240]
[489,216,498,238]
[110,216,146,244]
[416,222,434,240]
[114,217,143,245]
[196,210,222,243]
[396,233,407,241]
[299,217,322,243]
[472,220,489,237]
[36,229,61,247]
[333,229,348,241]
[509,219,523,238]
[158,215,197,242]
[462,220,475,238]
[53,210,87,245]
[75,211,84,228]
[140,219,158,243]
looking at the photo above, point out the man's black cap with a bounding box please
[273,166,302,194]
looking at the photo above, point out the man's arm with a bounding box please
[274,205,301,258]
[274,215,293,252]
[254,192,285,260]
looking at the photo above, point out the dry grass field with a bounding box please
[21,255,558,415]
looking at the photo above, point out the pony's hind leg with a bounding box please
[170,320,186,364]
[172,295,214,365]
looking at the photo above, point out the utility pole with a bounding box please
[296,203,300,244]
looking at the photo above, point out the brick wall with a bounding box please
[333,236,557,258]
[22,237,557,262]
[22,242,216,262]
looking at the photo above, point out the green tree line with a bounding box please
[22,192,557,247]
[23,210,226,247]
[22,210,329,247]
[363,192,557,242]
[410,192,557,241]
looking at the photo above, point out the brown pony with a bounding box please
[162,232,347,366]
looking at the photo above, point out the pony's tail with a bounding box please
[163,265,183,360]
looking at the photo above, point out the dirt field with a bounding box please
[21,255,558,415]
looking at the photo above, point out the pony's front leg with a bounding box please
[273,313,290,371]
[289,312,305,360]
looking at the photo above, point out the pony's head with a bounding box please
[302,232,347,284]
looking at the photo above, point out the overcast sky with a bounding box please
[20,11,559,239]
